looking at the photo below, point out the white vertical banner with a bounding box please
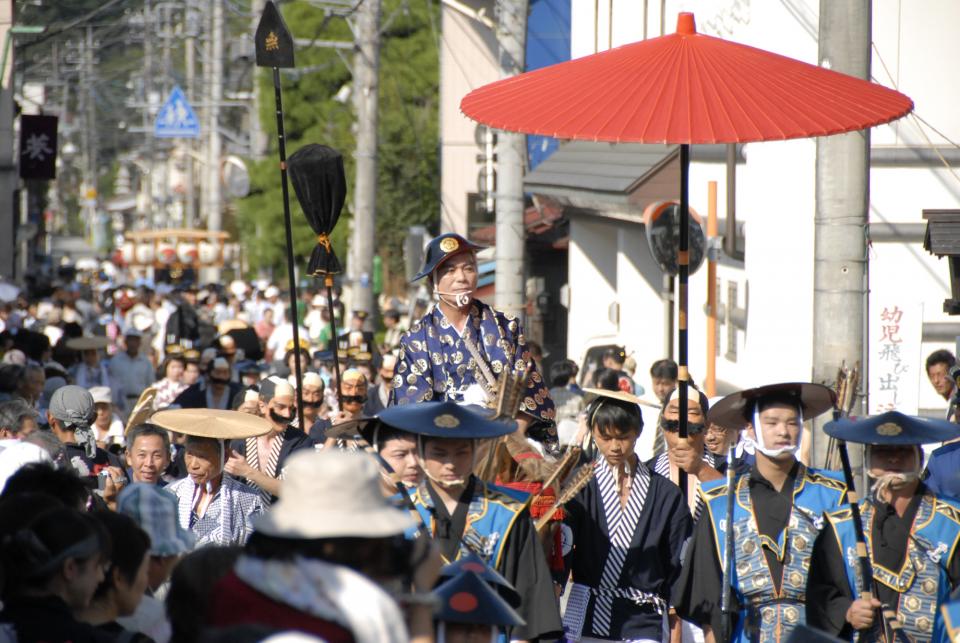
[868,301,923,415]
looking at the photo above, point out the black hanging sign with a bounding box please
[20,115,58,180]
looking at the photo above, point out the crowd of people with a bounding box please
[1,232,960,642]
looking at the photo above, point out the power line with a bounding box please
[20,0,132,50]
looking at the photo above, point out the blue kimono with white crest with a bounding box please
[389,300,555,422]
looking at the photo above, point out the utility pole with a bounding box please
[249,0,268,159]
[204,0,224,280]
[159,3,173,227]
[184,1,197,228]
[811,0,871,466]
[349,0,382,317]
[82,26,98,241]
[493,0,527,319]
[142,0,154,228]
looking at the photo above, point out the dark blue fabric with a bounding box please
[926,441,960,498]
[564,469,691,640]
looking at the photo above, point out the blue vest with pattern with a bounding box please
[407,477,528,568]
[702,465,846,643]
[826,492,960,643]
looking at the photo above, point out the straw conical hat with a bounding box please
[151,408,272,440]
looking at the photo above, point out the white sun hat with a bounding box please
[253,449,414,539]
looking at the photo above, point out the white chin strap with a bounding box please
[416,435,476,489]
[744,406,804,459]
[434,288,472,308]
[866,445,922,500]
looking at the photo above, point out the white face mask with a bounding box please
[433,287,472,308]
[744,405,804,459]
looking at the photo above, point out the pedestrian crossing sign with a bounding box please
[154,86,200,138]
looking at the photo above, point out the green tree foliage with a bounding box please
[237,0,440,286]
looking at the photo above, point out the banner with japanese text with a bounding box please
[19,115,58,180]
[868,301,923,414]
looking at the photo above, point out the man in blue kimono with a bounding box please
[808,411,960,643]
[389,233,554,427]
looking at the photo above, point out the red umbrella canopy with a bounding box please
[461,12,913,144]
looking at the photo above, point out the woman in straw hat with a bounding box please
[154,409,271,546]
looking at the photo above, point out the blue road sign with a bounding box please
[154,86,200,138]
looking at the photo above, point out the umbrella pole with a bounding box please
[324,274,344,406]
[271,66,306,430]
[677,143,690,499]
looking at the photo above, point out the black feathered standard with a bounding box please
[287,144,347,277]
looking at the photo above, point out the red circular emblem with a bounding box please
[450,591,479,613]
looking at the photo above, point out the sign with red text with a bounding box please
[868,301,922,415]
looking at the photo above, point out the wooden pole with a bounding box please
[706,181,718,397]
[677,144,690,498]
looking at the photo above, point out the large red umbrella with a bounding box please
[461,12,912,487]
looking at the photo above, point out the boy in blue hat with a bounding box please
[376,400,563,641]
[807,411,960,643]
[674,382,847,643]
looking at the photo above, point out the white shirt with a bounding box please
[266,323,308,359]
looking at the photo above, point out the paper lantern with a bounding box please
[198,241,218,264]
[178,243,198,264]
[157,243,177,264]
[121,242,135,264]
[135,243,155,264]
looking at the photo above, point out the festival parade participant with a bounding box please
[674,383,847,643]
[155,408,270,546]
[225,376,316,503]
[390,233,554,425]
[563,388,693,642]
[376,400,563,641]
[808,411,960,643]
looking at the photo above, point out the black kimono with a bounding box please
[564,457,692,641]
[229,425,316,503]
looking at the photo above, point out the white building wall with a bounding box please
[567,216,620,358]
[563,0,960,416]
[439,2,499,235]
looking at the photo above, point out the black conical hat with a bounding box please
[439,552,521,608]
